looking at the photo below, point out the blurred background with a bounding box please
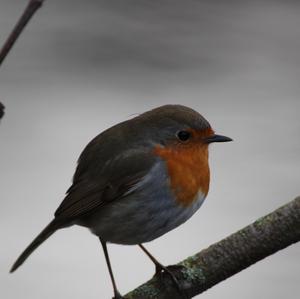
[0,0,299,298]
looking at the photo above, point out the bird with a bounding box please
[10,104,232,299]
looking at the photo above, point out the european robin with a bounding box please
[10,104,232,298]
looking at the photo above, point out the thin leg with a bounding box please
[138,244,188,299]
[138,244,165,274]
[100,238,123,299]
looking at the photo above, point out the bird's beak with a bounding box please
[204,134,233,144]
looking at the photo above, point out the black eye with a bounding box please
[176,130,191,142]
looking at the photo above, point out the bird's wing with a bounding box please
[54,149,156,222]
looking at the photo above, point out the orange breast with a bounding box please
[154,143,210,206]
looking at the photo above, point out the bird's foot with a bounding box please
[154,263,188,299]
[112,290,124,299]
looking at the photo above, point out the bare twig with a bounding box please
[0,102,4,119]
[0,0,44,67]
[125,197,300,299]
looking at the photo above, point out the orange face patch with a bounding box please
[154,129,213,206]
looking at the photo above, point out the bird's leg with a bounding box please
[100,239,123,299]
[138,244,188,299]
[138,244,165,275]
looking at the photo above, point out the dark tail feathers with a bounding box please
[10,219,60,273]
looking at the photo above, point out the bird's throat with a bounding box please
[154,144,210,206]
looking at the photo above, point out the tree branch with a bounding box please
[125,196,300,299]
[0,0,44,67]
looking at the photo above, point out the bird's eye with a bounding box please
[176,130,191,142]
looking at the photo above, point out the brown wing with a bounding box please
[54,150,156,222]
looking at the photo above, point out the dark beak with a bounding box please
[204,134,233,144]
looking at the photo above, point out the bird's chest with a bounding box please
[154,144,210,206]
[85,158,208,244]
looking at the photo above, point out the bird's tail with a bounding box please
[10,219,60,273]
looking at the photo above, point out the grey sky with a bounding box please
[0,1,299,299]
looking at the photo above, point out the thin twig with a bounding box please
[125,197,300,299]
[0,102,5,119]
[0,0,44,67]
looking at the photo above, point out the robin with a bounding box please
[10,104,232,298]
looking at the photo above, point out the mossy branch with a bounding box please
[125,196,300,299]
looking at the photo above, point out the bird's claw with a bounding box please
[112,290,124,299]
[154,264,188,299]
